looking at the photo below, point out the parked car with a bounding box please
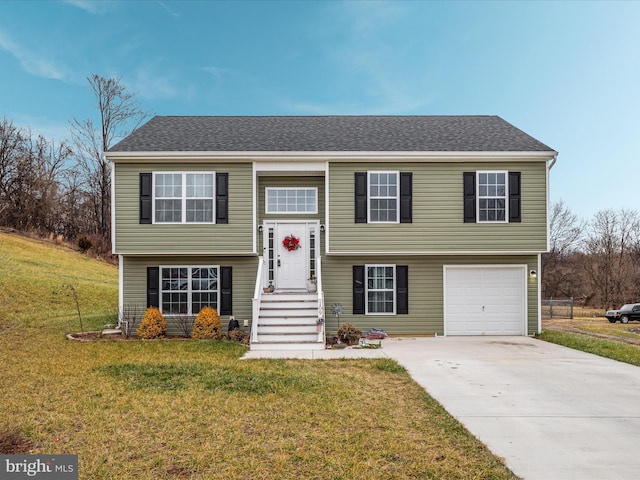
[604,303,640,323]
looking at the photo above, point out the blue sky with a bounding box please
[1,0,639,220]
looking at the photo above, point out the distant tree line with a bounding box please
[0,75,150,256]
[543,201,640,309]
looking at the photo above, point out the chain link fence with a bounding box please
[542,297,574,319]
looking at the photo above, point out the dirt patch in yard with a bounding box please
[543,316,640,346]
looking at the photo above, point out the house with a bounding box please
[106,115,557,350]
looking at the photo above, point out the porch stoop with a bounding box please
[251,292,325,351]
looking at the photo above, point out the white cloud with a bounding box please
[61,0,114,15]
[0,31,70,82]
[282,2,435,115]
[127,69,179,99]
[202,66,241,83]
[12,114,73,144]
[157,1,180,18]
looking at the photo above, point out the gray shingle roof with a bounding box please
[108,115,555,153]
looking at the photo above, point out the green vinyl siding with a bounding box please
[328,161,548,253]
[114,162,254,254]
[321,254,539,336]
[122,255,257,336]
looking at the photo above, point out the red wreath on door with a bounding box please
[282,234,301,252]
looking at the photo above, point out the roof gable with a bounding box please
[108,115,555,153]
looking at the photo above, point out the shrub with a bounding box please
[77,236,92,252]
[175,314,195,338]
[227,328,250,345]
[337,322,361,345]
[192,306,222,339]
[120,304,143,339]
[137,307,167,339]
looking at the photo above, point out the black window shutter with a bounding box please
[354,172,367,223]
[147,266,159,308]
[216,173,229,224]
[220,266,232,315]
[400,172,412,223]
[140,173,152,224]
[509,172,521,223]
[463,172,476,223]
[396,266,409,314]
[353,266,365,314]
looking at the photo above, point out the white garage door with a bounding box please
[444,266,526,335]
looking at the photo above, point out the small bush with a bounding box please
[120,304,143,339]
[192,306,222,339]
[175,314,195,337]
[77,236,92,252]
[137,307,167,339]
[337,322,362,345]
[227,329,250,345]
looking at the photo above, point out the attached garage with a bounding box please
[444,265,527,335]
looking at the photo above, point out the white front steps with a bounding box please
[251,292,325,351]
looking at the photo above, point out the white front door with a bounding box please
[275,223,308,289]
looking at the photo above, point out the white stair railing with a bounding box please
[316,256,325,343]
[251,256,265,343]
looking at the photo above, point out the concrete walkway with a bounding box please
[242,344,388,360]
[245,336,640,479]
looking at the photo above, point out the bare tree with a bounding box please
[542,201,585,298]
[582,208,640,308]
[0,118,72,233]
[70,74,152,240]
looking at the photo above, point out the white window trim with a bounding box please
[367,171,400,224]
[265,187,318,214]
[365,264,397,315]
[153,172,216,224]
[476,170,509,224]
[159,265,220,316]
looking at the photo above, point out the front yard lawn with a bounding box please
[0,232,517,479]
[1,335,517,479]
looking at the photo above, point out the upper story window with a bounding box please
[154,172,214,224]
[265,188,317,214]
[368,172,399,223]
[463,171,520,224]
[477,171,507,223]
[355,171,412,224]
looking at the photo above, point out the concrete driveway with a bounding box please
[382,336,640,480]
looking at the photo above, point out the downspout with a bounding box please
[540,153,558,334]
[546,153,558,252]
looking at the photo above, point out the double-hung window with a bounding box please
[353,264,408,315]
[366,265,396,314]
[154,172,215,223]
[477,171,507,222]
[161,266,219,315]
[368,172,399,223]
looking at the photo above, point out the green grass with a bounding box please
[0,232,517,479]
[574,319,640,340]
[538,330,640,366]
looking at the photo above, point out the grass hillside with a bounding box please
[0,232,516,479]
[0,232,118,332]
